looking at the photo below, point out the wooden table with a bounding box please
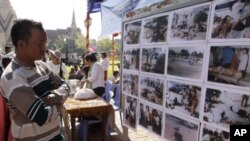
[64,96,114,141]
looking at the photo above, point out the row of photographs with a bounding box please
[123,43,250,91]
[123,0,250,45]
[123,84,250,140]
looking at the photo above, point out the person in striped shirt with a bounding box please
[0,19,70,141]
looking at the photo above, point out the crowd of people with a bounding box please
[0,19,120,141]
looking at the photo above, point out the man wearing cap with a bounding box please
[47,50,67,79]
[1,19,70,141]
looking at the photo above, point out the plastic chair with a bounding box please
[111,84,123,125]
[103,80,113,102]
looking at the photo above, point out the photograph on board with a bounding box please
[123,20,142,45]
[166,80,202,119]
[124,95,138,130]
[169,3,210,42]
[200,123,230,141]
[141,14,168,44]
[141,47,166,75]
[123,47,140,71]
[139,102,163,136]
[122,72,139,97]
[208,45,250,88]
[167,45,205,81]
[164,112,199,141]
[203,87,250,129]
[140,75,164,106]
[210,0,250,40]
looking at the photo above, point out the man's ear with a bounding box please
[17,40,26,49]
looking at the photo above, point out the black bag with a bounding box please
[59,62,64,79]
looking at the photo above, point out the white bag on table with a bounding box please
[74,88,96,100]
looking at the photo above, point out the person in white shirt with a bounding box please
[46,50,67,79]
[100,52,109,80]
[234,48,249,81]
[85,53,105,97]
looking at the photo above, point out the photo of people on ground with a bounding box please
[169,4,210,42]
[124,96,138,129]
[141,14,168,43]
[123,47,140,71]
[141,47,166,75]
[203,87,250,129]
[123,20,142,45]
[208,45,250,88]
[200,123,230,141]
[122,72,139,97]
[164,113,199,141]
[166,81,202,119]
[211,0,250,39]
[140,75,164,106]
[139,103,162,136]
[167,46,204,81]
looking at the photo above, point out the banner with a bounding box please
[88,0,106,13]
[100,0,164,37]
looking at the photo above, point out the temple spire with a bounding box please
[69,9,77,40]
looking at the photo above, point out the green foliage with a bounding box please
[95,37,112,53]
[75,33,86,49]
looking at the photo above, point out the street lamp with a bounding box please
[84,12,92,55]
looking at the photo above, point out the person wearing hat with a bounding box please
[47,50,67,79]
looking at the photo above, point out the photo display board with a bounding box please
[121,0,250,140]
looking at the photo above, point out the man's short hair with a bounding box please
[85,53,97,62]
[11,19,45,48]
[101,52,107,58]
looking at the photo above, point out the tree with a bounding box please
[96,37,112,53]
[75,33,85,55]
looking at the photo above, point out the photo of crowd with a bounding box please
[123,20,142,45]
[211,0,250,39]
[140,75,164,106]
[164,113,199,141]
[141,47,166,74]
[208,45,250,88]
[141,14,168,43]
[169,4,210,42]
[166,81,202,118]
[123,48,140,71]
[124,96,138,129]
[122,72,139,97]
[201,123,230,141]
[203,87,250,129]
[167,46,204,80]
[139,103,162,136]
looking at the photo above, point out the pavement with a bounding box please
[70,110,165,141]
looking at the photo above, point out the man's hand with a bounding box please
[42,94,63,105]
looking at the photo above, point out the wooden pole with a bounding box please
[112,33,119,72]
[85,12,91,55]
[112,34,115,72]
